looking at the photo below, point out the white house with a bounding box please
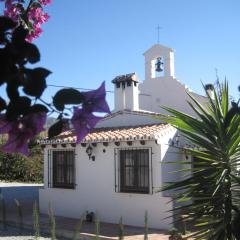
[39,43,209,230]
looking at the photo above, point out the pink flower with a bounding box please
[71,108,102,143]
[42,13,50,22]
[28,7,49,24]
[1,0,51,41]
[4,4,21,22]
[39,0,51,5]
[82,82,111,114]
[0,112,47,156]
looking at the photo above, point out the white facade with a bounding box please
[39,43,206,230]
[40,133,180,229]
[144,44,175,79]
[112,44,208,116]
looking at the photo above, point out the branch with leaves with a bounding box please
[0,1,110,156]
[0,0,51,41]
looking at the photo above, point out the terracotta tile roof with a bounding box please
[39,123,175,145]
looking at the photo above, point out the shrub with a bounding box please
[0,138,43,183]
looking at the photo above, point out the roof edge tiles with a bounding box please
[39,123,175,145]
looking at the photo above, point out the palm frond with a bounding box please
[158,82,240,239]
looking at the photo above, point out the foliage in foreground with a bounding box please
[0,137,43,182]
[0,15,109,156]
[160,82,240,239]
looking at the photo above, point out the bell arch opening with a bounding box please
[151,57,164,78]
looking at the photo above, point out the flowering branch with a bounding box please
[0,8,110,155]
[0,0,51,41]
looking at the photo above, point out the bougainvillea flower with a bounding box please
[71,107,102,143]
[0,112,46,155]
[0,114,13,133]
[82,81,110,114]
[28,8,49,24]
[1,0,51,42]
[4,1,21,22]
[39,0,52,5]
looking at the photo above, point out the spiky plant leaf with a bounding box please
[159,81,240,239]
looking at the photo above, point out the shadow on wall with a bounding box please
[0,185,43,209]
[161,135,185,198]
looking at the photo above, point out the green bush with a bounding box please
[0,138,43,183]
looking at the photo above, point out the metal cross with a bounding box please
[156,25,162,44]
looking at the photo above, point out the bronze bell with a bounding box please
[155,57,164,72]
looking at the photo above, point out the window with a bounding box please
[51,150,75,189]
[119,149,150,194]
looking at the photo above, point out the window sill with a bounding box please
[52,185,76,190]
[119,189,150,195]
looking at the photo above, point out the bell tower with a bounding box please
[144,44,175,80]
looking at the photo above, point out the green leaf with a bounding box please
[28,104,49,114]
[6,96,31,121]
[48,120,63,139]
[53,88,84,111]
[6,81,20,101]
[0,17,16,32]
[23,43,40,64]
[0,97,6,112]
[23,68,51,97]
[12,26,28,43]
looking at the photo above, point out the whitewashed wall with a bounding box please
[39,140,176,230]
[96,111,163,128]
[139,76,208,116]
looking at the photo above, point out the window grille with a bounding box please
[114,148,153,194]
[48,149,76,189]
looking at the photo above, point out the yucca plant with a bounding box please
[160,81,240,239]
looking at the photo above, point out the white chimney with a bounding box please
[112,73,139,111]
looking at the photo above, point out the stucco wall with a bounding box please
[139,76,208,116]
[96,112,163,128]
[39,140,175,230]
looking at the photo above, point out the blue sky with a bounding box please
[1,0,240,110]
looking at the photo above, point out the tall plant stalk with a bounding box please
[48,203,56,240]
[72,214,84,240]
[15,199,23,234]
[33,201,40,239]
[95,213,100,240]
[118,216,124,240]
[160,81,240,239]
[0,194,7,230]
[144,211,148,240]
